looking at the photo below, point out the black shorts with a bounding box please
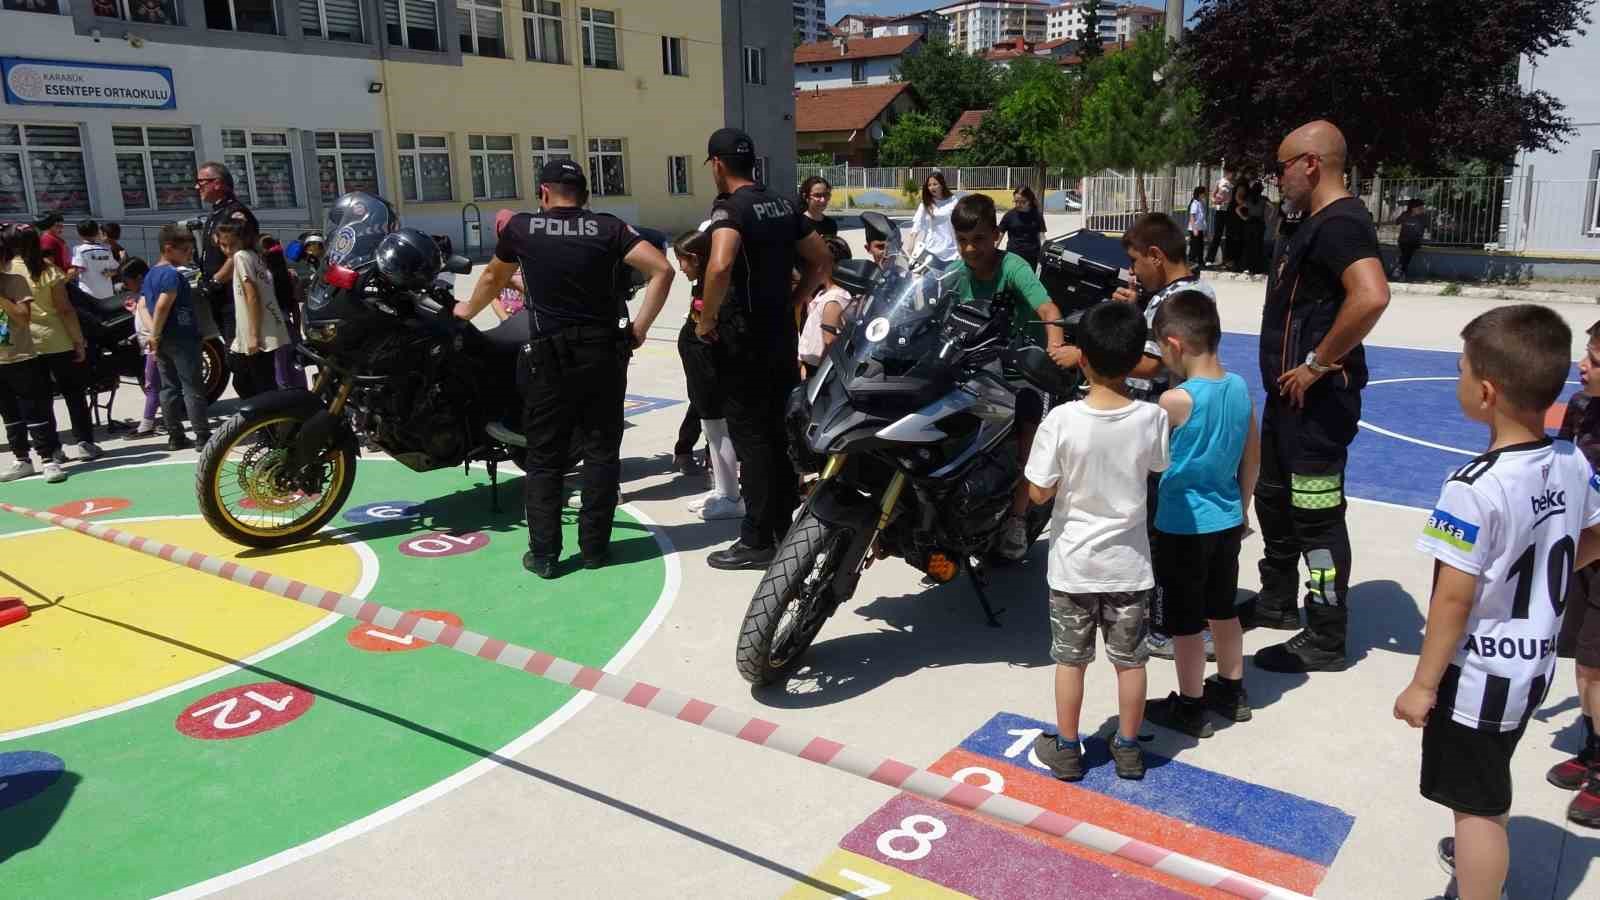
[1420,709,1526,817]
[1015,385,1045,428]
[678,318,725,420]
[1154,526,1244,636]
[1558,563,1600,668]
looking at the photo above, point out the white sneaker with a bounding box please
[686,491,718,513]
[698,495,746,521]
[42,461,66,483]
[133,419,159,437]
[0,459,35,482]
[999,514,1029,560]
[77,441,104,460]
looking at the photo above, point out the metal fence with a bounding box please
[1080,166,1211,231]
[1354,177,1507,248]
[113,220,318,264]
[796,165,1079,194]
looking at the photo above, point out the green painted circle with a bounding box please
[0,461,668,897]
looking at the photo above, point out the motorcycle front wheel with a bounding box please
[735,510,844,686]
[196,409,357,548]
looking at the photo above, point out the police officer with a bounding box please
[196,161,258,343]
[455,160,674,579]
[698,129,834,570]
[1249,120,1391,673]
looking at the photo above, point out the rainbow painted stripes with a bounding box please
[0,500,1315,900]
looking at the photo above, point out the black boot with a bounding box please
[1256,602,1347,673]
[1238,592,1300,631]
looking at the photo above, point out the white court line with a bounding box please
[0,515,370,743]
[158,502,682,900]
[1357,376,1581,458]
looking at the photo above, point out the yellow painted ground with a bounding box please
[0,518,365,733]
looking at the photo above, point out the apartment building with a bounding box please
[935,1,1047,56]
[1045,1,1116,43]
[1114,4,1164,42]
[794,34,922,90]
[793,0,827,45]
[873,10,950,41]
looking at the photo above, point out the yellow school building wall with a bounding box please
[378,0,726,238]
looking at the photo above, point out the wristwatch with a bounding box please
[1304,350,1335,374]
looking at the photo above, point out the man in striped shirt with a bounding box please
[1396,305,1600,900]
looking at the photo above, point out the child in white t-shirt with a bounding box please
[1024,301,1170,783]
[215,222,291,401]
[798,237,856,374]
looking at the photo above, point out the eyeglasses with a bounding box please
[195,176,222,185]
[1272,152,1317,178]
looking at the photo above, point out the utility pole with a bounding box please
[1162,0,1184,216]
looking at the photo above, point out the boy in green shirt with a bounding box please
[948,194,1071,560]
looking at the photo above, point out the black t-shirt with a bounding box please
[806,214,838,239]
[1260,196,1379,392]
[494,207,642,337]
[708,184,814,349]
[201,195,258,282]
[999,208,1045,256]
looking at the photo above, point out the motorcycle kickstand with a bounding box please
[966,557,1003,627]
[485,459,501,514]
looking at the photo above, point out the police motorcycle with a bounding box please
[194,192,526,548]
[734,212,1077,686]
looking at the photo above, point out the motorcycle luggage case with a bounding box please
[1039,229,1132,315]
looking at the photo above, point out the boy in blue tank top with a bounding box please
[1142,290,1261,739]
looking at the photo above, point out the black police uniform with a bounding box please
[496,206,641,564]
[201,193,258,342]
[706,183,815,552]
[1254,196,1379,661]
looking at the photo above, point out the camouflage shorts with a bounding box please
[1048,589,1152,667]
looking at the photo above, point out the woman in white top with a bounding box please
[910,172,959,265]
[215,222,292,401]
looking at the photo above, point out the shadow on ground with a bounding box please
[0,768,80,865]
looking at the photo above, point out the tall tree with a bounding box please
[1077,0,1104,61]
[995,57,1079,186]
[1182,0,1591,172]
[894,40,1001,130]
[877,112,949,166]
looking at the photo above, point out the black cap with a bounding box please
[539,158,587,189]
[706,128,756,162]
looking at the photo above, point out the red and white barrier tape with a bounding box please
[0,500,1311,900]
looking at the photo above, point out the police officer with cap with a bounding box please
[456,159,674,579]
[698,128,834,570]
[195,161,258,342]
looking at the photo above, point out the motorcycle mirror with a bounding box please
[444,255,473,276]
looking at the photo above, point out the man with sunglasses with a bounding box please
[1247,120,1390,674]
[196,162,258,345]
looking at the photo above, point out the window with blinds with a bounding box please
[522,0,563,64]
[397,133,453,202]
[458,0,505,57]
[222,128,299,209]
[0,123,90,217]
[383,0,441,50]
[581,7,618,70]
[113,125,199,213]
[468,134,517,200]
[300,0,363,41]
[315,131,380,205]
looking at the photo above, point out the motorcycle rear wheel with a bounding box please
[735,510,842,686]
[196,410,357,548]
[201,338,229,404]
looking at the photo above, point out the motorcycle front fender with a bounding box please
[805,480,881,604]
[235,388,326,422]
[235,389,356,471]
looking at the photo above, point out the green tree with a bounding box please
[1078,0,1104,61]
[877,112,948,166]
[797,150,836,166]
[995,57,1078,186]
[894,40,1001,130]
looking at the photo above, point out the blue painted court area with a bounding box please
[1216,333,1580,510]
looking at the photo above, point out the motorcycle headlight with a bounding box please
[306,322,339,343]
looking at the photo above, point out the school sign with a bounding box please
[2,57,175,110]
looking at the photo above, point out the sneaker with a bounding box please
[698,495,746,521]
[1254,630,1348,673]
[686,491,718,513]
[76,441,103,461]
[998,514,1028,560]
[1202,674,1252,722]
[42,461,66,483]
[671,452,703,475]
[1145,632,1175,660]
[1571,772,1600,829]
[50,447,69,465]
[1437,836,1454,875]
[522,552,559,580]
[1548,751,1597,791]
[0,460,35,482]
[1110,738,1145,780]
[132,419,159,437]
[1032,733,1084,782]
[1145,692,1214,738]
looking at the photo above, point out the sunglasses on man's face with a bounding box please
[1271,152,1317,178]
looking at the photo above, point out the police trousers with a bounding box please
[724,346,800,548]
[1254,387,1360,648]
[522,331,629,560]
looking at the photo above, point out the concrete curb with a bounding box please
[1201,270,1600,306]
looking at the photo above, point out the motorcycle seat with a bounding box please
[479,309,528,353]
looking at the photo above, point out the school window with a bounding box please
[0,122,90,217]
[1588,150,1600,235]
[396,132,454,202]
[851,60,866,83]
[3,0,65,14]
[458,0,506,57]
[299,0,364,41]
[581,7,619,69]
[204,0,278,33]
[522,0,564,64]
[315,131,380,205]
[587,138,625,196]
[91,0,182,25]
[743,45,766,85]
[112,125,199,213]
[667,155,690,195]
[382,0,441,50]
[221,129,299,209]
[661,35,685,76]
[468,134,517,200]
[531,135,572,170]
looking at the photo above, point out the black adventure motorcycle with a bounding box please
[734,212,1079,685]
[193,192,528,547]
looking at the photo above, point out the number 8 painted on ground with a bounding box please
[875,814,947,862]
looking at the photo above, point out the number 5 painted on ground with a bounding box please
[837,868,891,897]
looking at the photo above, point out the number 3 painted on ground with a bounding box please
[876,814,947,862]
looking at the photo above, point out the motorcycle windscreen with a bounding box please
[308,192,397,311]
[836,261,959,382]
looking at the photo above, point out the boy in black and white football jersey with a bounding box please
[1395,305,1600,900]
